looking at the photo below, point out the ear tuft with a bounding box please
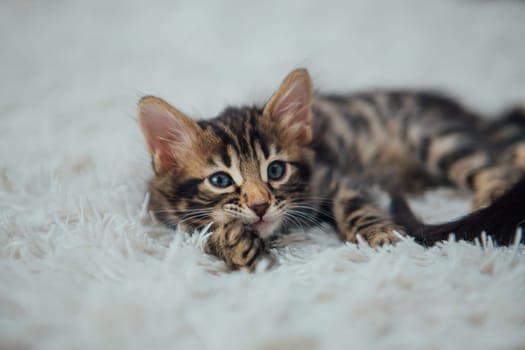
[138,96,198,173]
[263,68,313,146]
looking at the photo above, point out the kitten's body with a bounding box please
[312,91,523,193]
[138,69,525,270]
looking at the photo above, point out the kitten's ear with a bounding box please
[263,68,313,146]
[138,96,199,173]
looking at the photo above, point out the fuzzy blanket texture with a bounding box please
[2,1,525,349]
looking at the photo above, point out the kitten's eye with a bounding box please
[209,172,234,188]
[267,161,286,181]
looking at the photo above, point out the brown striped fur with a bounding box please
[138,69,525,270]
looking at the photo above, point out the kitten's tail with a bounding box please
[390,178,525,246]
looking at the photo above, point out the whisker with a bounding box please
[283,212,332,235]
[151,208,213,215]
[282,213,308,232]
[178,213,213,225]
[285,208,322,225]
[286,209,325,227]
[291,195,335,203]
[287,204,335,220]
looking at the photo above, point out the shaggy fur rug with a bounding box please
[1,1,525,349]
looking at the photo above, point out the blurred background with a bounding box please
[1,0,525,168]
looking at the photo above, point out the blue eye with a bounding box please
[267,161,286,180]
[209,172,234,188]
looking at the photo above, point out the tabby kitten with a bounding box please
[138,69,525,270]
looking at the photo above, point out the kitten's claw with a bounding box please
[361,224,404,248]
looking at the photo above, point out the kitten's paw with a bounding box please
[510,143,525,172]
[472,167,522,209]
[228,228,265,271]
[473,186,507,210]
[360,224,404,248]
[218,221,266,271]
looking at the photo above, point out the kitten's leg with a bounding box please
[469,165,523,209]
[414,125,523,209]
[445,155,523,210]
[312,168,404,247]
[463,105,525,208]
[510,143,525,172]
[467,105,525,208]
[332,186,405,246]
[434,146,521,209]
[491,105,525,172]
[204,220,265,271]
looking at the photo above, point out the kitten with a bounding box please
[138,69,525,270]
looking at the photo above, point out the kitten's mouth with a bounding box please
[251,218,278,234]
[252,219,271,231]
[248,218,280,238]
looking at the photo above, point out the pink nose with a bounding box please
[250,202,269,218]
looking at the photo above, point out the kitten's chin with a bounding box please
[252,220,281,238]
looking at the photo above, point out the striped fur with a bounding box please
[138,69,525,270]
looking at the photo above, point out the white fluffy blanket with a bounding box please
[2,1,525,349]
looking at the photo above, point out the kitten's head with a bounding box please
[138,69,314,238]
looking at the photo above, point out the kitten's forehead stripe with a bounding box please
[229,151,244,185]
[205,122,242,155]
[259,139,270,159]
[246,111,263,158]
[220,108,250,156]
[221,147,231,168]
[206,107,277,174]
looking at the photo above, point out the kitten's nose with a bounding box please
[250,202,270,218]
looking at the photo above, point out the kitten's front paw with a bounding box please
[227,227,265,271]
[360,224,404,248]
[207,221,266,271]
